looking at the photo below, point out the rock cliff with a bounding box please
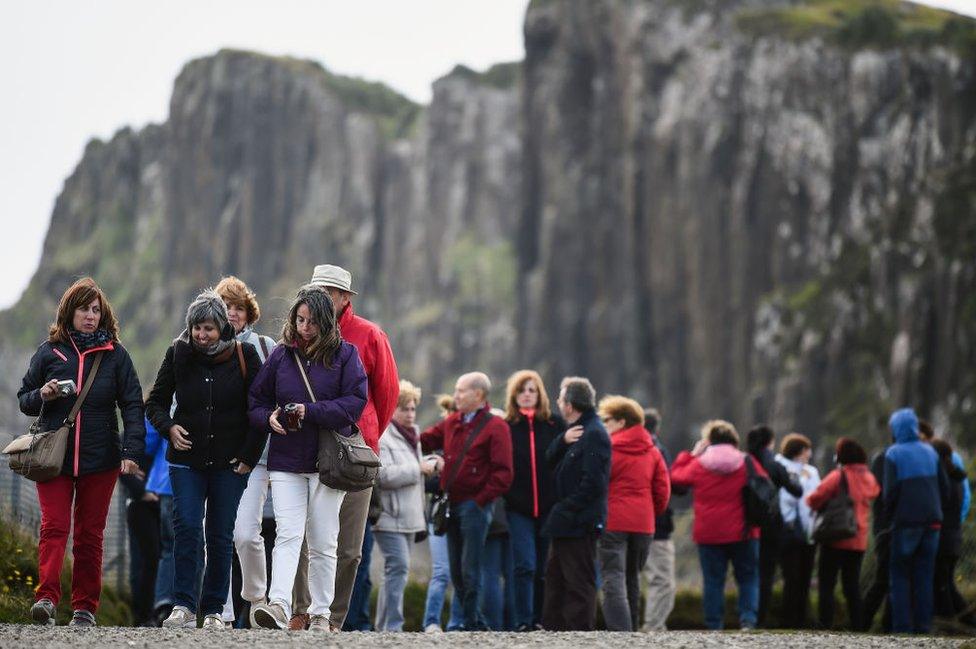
[3,0,975,452]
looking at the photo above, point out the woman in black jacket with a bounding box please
[746,425,802,628]
[931,439,969,619]
[146,289,262,630]
[17,277,145,627]
[502,370,564,631]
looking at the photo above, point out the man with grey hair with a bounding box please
[541,376,611,631]
[421,372,513,630]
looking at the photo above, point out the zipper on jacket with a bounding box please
[65,339,114,477]
[528,417,539,518]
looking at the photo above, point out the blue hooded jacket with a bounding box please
[883,408,948,529]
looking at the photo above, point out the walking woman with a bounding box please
[146,289,264,629]
[597,396,670,631]
[502,370,564,631]
[373,380,438,631]
[215,275,278,624]
[248,286,367,632]
[806,438,879,630]
[18,277,145,627]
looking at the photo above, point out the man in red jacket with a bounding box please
[290,264,399,630]
[421,372,513,631]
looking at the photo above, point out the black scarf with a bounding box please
[69,328,112,351]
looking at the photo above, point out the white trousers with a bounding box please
[641,538,676,631]
[267,471,345,618]
[220,463,272,621]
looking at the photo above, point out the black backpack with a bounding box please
[742,455,778,531]
[811,470,857,543]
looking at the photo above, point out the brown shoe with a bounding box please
[288,613,309,631]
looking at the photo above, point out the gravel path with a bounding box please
[0,626,971,649]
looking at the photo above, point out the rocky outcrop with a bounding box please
[3,1,976,453]
[519,0,976,449]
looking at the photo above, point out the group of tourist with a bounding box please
[15,269,972,634]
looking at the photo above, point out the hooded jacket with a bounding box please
[883,408,948,529]
[606,424,670,534]
[807,464,880,551]
[671,443,767,545]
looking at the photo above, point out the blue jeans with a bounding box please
[481,535,514,630]
[154,495,175,609]
[374,531,411,631]
[697,540,759,630]
[342,523,374,631]
[424,523,464,629]
[508,511,549,628]
[890,527,939,633]
[446,499,493,630]
[170,466,247,616]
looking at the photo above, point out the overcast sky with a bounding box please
[0,0,972,309]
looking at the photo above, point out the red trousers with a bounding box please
[35,469,118,612]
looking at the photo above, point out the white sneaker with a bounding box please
[162,605,196,629]
[308,615,331,633]
[201,614,227,630]
[424,623,443,633]
[251,601,289,629]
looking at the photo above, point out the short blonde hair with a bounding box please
[597,395,644,428]
[397,380,422,409]
[701,419,739,447]
[215,275,261,325]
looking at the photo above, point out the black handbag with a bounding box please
[811,470,858,543]
[742,454,778,531]
[429,412,490,536]
[292,350,381,492]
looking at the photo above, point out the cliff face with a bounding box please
[3,0,975,451]
[519,0,976,448]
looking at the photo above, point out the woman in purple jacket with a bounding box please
[247,286,367,632]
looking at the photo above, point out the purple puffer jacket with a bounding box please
[248,341,368,473]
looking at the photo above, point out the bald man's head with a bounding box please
[454,372,491,414]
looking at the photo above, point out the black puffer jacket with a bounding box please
[17,339,145,477]
[146,340,263,470]
[505,414,565,519]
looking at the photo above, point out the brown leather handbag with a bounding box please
[3,353,103,482]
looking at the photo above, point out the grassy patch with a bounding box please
[447,62,521,90]
[0,510,130,625]
[736,0,976,54]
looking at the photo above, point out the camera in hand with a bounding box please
[56,380,77,396]
[284,403,301,431]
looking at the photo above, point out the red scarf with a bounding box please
[521,408,540,518]
[392,420,419,449]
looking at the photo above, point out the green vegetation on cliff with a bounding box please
[736,0,976,54]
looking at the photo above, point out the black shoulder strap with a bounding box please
[443,412,492,493]
[258,336,270,360]
[744,454,756,477]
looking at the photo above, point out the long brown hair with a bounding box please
[281,285,342,366]
[48,277,120,344]
[504,369,552,422]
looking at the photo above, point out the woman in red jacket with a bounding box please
[597,396,670,631]
[671,420,766,631]
[806,437,879,631]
